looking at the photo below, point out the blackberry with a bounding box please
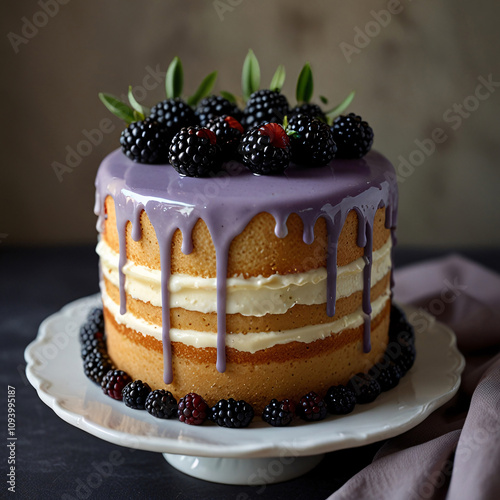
[369,362,402,392]
[238,123,291,175]
[288,114,337,166]
[387,305,416,376]
[261,399,296,427]
[347,373,381,404]
[393,328,415,351]
[389,307,415,347]
[206,115,244,160]
[122,380,151,410]
[331,113,374,159]
[80,337,107,360]
[242,89,289,130]
[87,307,104,332]
[289,103,326,122]
[149,98,198,142]
[120,119,170,164]
[325,385,357,415]
[83,351,114,385]
[145,390,177,419]
[296,391,328,422]
[177,393,208,425]
[101,369,132,400]
[79,321,104,345]
[168,126,222,177]
[195,95,242,126]
[387,333,414,371]
[389,303,409,331]
[210,398,254,428]
[396,343,416,375]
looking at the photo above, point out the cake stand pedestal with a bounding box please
[25,295,464,485]
[163,454,324,485]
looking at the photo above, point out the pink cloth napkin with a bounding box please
[329,255,500,500]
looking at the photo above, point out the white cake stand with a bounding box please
[25,295,464,485]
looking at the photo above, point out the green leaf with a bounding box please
[296,63,313,104]
[98,93,136,124]
[283,115,298,137]
[241,49,260,101]
[319,95,328,105]
[270,65,286,92]
[128,86,147,119]
[220,90,237,103]
[166,56,183,99]
[326,90,356,124]
[187,71,218,107]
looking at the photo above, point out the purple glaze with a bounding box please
[95,149,398,383]
[158,226,175,383]
[361,219,373,353]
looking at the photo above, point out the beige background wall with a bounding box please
[1,0,499,247]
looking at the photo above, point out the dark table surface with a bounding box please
[1,245,499,500]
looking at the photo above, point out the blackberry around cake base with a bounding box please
[104,301,390,412]
[26,295,464,485]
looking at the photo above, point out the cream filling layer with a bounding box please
[102,286,391,353]
[97,237,391,317]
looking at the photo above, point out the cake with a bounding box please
[86,53,411,424]
[94,149,398,412]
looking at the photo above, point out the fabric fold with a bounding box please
[328,255,500,500]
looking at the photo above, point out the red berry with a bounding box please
[177,393,209,425]
[296,391,328,421]
[224,115,244,133]
[280,398,296,415]
[101,370,132,400]
[258,123,290,149]
[195,128,217,145]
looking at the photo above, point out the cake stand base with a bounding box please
[163,453,325,485]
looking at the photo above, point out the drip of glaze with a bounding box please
[201,207,250,373]
[361,221,373,353]
[156,227,174,383]
[215,241,230,372]
[95,150,398,383]
[272,212,289,239]
[323,211,343,318]
[299,211,318,245]
[146,201,199,383]
[117,199,144,314]
[354,204,378,354]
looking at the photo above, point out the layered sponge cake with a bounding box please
[94,149,398,412]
